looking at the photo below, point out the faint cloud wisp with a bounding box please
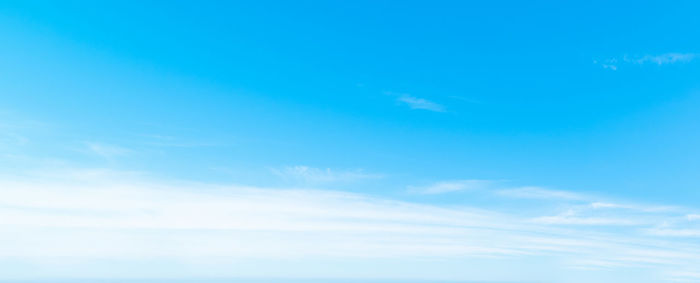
[595,52,698,70]
[497,186,585,200]
[272,165,382,184]
[84,142,131,159]
[397,94,445,112]
[3,171,700,281]
[409,179,493,194]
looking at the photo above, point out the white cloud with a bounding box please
[496,186,584,200]
[590,202,676,213]
[84,142,131,158]
[596,53,698,70]
[409,179,492,194]
[532,212,641,226]
[0,175,531,263]
[3,171,700,281]
[687,214,700,221]
[272,165,381,184]
[397,95,445,112]
[602,63,618,71]
[646,229,700,237]
[629,53,697,65]
[591,202,624,209]
[0,132,29,147]
[666,270,700,282]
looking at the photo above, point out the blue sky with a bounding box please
[2,1,700,282]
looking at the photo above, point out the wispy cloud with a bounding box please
[688,214,700,221]
[496,186,585,200]
[646,228,700,237]
[532,209,642,226]
[397,94,445,112]
[0,132,29,147]
[595,52,698,70]
[4,171,700,281]
[409,179,492,194]
[631,53,697,65]
[590,202,626,209]
[84,142,131,158]
[590,201,677,213]
[666,270,700,282]
[139,134,222,148]
[0,114,48,150]
[272,165,382,184]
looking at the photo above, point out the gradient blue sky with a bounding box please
[2,1,700,282]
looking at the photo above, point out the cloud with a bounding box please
[0,174,533,265]
[0,115,49,150]
[532,210,641,226]
[0,132,29,147]
[590,202,625,209]
[590,201,677,213]
[408,179,492,194]
[666,270,700,282]
[595,53,698,70]
[397,94,445,112]
[687,214,700,221]
[646,229,700,237]
[139,134,221,148]
[4,172,700,281]
[272,165,382,184]
[496,186,584,200]
[84,142,131,158]
[630,53,697,65]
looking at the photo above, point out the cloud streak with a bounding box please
[408,180,493,194]
[272,165,382,184]
[397,95,445,112]
[496,186,585,200]
[630,53,697,65]
[84,142,131,158]
[595,52,698,70]
[2,172,700,281]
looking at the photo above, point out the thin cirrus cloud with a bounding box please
[590,201,677,213]
[412,181,584,200]
[496,186,585,200]
[687,214,700,221]
[595,52,698,70]
[396,94,445,112]
[630,53,697,65]
[408,179,493,194]
[271,165,382,184]
[0,132,29,148]
[531,209,643,226]
[84,142,132,159]
[3,170,700,281]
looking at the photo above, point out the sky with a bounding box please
[2,1,700,282]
